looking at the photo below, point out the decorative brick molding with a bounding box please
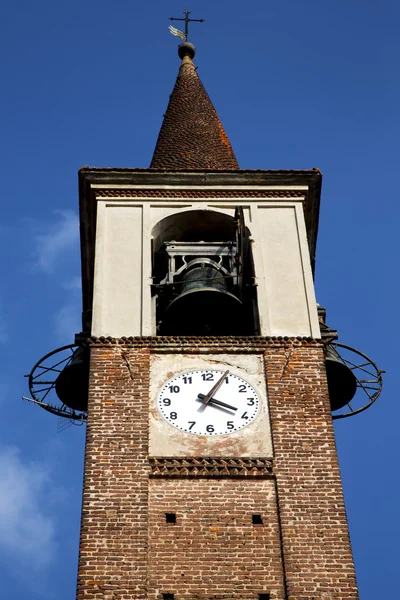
[96,189,306,199]
[149,457,273,478]
[85,336,322,352]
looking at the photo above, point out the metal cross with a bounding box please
[169,9,204,42]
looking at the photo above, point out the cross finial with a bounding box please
[169,8,204,42]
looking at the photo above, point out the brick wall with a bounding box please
[76,339,359,600]
[147,479,285,599]
[265,344,359,600]
[76,345,150,600]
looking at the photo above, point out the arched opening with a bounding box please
[152,209,259,336]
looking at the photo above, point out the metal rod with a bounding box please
[169,8,204,41]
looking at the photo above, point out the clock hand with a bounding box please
[197,393,237,411]
[201,370,229,406]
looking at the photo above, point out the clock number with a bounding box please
[224,376,229,384]
[170,412,178,420]
[169,385,180,393]
[183,376,192,384]
[206,424,215,433]
[162,398,171,406]
[241,412,249,419]
[247,398,255,406]
[202,373,214,381]
[238,384,247,392]
[227,421,234,430]
[188,421,196,430]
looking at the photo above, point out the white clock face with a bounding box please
[157,369,261,435]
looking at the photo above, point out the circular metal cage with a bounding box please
[24,341,383,423]
[330,342,383,420]
[25,344,87,423]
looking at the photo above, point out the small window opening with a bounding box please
[163,595,174,600]
[252,514,263,525]
[259,594,270,600]
[165,513,176,524]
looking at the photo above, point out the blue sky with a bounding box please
[1,1,399,598]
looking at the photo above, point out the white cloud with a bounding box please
[34,210,79,273]
[0,445,56,569]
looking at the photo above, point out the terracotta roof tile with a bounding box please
[150,54,239,170]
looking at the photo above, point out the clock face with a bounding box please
[157,369,261,436]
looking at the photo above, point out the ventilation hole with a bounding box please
[259,595,270,600]
[252,514,263,525]
[165,513,176,524]
[162,595,174,600]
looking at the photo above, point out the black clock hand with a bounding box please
[201,370,229,405]
[197,393,237,411]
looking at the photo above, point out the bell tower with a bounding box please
[76,40,356,599]
[25,27,383,600]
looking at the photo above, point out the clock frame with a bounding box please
[149,353,272,458]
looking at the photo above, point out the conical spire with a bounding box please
[150,43,239,170]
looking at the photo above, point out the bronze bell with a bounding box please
[55,346,89,412]
[325,344,357,411]
[161,260,243,335]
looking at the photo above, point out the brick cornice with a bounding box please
[87,336,323,352]
[149,457,273,478]
[95,189,306,199]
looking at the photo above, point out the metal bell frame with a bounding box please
[329,342,383,420]
[23,343,87,423]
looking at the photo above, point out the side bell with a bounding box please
[160,260,243,335]
[325,344,357,411]
[55,346,89,412]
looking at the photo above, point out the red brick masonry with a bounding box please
[150,56,239,171]
[76,339,359,600]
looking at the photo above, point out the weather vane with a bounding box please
[169,9,204,42]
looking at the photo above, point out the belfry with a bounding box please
[26,17,383,600]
